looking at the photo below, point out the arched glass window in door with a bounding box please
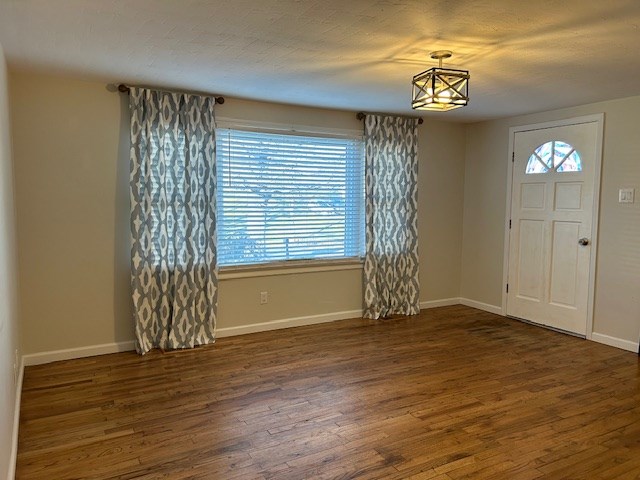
[525,141,582,174]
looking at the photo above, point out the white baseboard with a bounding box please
[19,300,464,366]
[591,332,639,353]
[22,341,136,367]
[18,299,500,368]
[420,298,460,309]
[8,356,24,480]
[218,298,467,338]
[459,298,503,316]
[216,309,363,338]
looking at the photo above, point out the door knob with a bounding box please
[578,237,590,246]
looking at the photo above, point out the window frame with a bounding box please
[215,117,365,276]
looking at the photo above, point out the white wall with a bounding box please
[0,43,20,480]
[10,71,466,355]
[462,97,640,347]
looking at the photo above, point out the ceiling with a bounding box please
[1,0,640,122]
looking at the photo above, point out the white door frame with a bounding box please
[501,114,604,339]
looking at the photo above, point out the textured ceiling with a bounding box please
[1,0,640,121]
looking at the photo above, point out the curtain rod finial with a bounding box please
[117,84,130,93]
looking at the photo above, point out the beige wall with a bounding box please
[462,97,640,344]
[419,119,465,301]
[11,73,132,355]
[11,71,465,354]
[460,121,511,306]
[11,69,637,357]
[0,43,20,479]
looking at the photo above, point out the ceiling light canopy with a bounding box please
[412,51,470,112]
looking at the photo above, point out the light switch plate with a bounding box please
[618,188,635,203]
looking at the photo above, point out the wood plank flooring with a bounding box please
[17,306,640,479]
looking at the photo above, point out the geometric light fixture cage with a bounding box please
[411,50,470,112]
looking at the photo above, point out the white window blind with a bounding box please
[216,128,365,267]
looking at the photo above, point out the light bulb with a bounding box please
[435,89,452,104]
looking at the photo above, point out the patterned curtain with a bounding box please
[129,88,217,354]
[363,115,420,319]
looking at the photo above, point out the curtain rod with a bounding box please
[356,112,424,125]
[356,111,423,125]
[117,84,225,105]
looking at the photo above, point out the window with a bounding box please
[216,128,365,267]
[525,140,582,174]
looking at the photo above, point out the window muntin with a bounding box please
[216,128,365,267]
[525,140,582,174]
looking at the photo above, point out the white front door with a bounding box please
[507,119,601,335]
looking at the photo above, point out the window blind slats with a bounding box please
[216,128,365,266]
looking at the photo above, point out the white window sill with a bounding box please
[218,258,364,280]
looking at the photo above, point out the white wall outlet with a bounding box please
[618,188,635,203]
[260,291,268,305]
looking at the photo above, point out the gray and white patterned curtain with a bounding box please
[363,115,420,319]
[129,88,217,354]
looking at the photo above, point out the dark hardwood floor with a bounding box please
[17,306,640,479]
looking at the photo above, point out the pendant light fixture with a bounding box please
[411,51,470,111]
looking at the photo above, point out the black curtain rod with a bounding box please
[356,111,423,125]
[117,84,225,105]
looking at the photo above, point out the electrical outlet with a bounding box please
[618,188,635,204]
[260,291,268,305]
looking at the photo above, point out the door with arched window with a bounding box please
[506,117,603,336]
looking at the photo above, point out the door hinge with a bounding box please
[509,219,512,229]
[506,283,509,293]
[512,151,515,162]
